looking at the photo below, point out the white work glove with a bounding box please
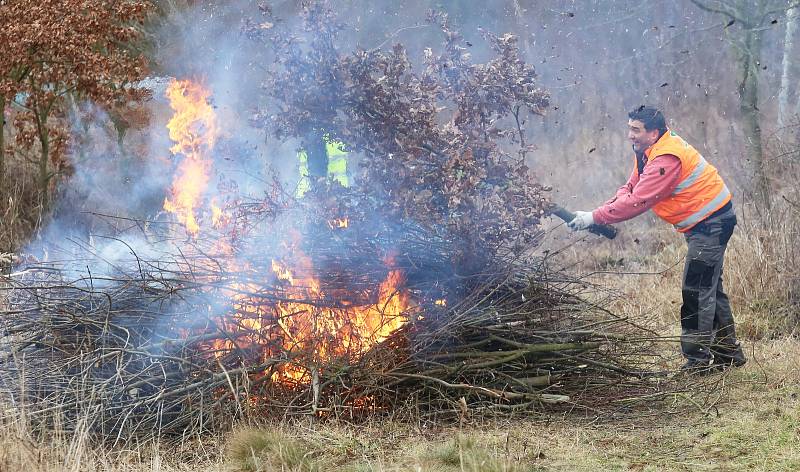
[567,211,594,231]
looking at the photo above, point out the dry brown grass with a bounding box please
[0,160,42,261]
[0,403,227,471]
[226,428,321,472]
[6,348,794,472]
[724,202,800,338]
[2,199,798,471]
[563,197,800,343]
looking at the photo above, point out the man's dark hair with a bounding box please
[628,105,667,134]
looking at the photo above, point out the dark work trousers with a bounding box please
[680,208,741,363]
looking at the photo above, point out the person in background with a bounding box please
[296,132,349,198]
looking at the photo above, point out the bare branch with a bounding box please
[690,0,749,25]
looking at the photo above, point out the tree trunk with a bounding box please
[512,0,532,59]
[737,25,770,209]
[38,124,50,209]
[108,110,131,176]
[779,5,798,128]
[0,95,5,184]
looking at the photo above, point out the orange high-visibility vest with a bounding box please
[638,130,731,232]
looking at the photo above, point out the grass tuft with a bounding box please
[227,428,321,472]
[427,435,529,472]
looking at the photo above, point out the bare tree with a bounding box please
[0,95,5,183]
[690,0,800,209]
[779,4,799,129]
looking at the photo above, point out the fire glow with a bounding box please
[269,255,409,384]
[162,78,412,387]
[328,218,349,229]
[207,245,412,387]
[163,79,217,237]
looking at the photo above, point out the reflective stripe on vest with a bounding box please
[673,184,731,230]
[326,140,349,187]
[642,130,731,232]
[672,156,707,195]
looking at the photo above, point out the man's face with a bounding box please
[627,119,660,153]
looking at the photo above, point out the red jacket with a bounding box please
[592,154,682,225]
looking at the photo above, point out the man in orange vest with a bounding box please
[568,105,746,374]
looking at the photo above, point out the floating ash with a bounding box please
[0,4,677,441]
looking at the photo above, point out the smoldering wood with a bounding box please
[0,224,670,440]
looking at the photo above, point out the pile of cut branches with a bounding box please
[0,219,666,439]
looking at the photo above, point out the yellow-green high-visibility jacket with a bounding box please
[296,137,349,197]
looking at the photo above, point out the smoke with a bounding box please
[14,1,412,302]
[19,2,276,273]
[18,0,777,276]
[16,2,533,279]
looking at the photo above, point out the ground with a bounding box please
[1,214,798,471]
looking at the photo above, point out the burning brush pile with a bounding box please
[1,5,666,438]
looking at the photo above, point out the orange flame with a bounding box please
[267,257,410,384]
[209,250,412,387]
[160,80,413,391]
[271,259,295,285]
[328,218,349,229]
[163,79,217,237]
[210,199,230,229]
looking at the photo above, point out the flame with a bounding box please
[328,218,349,229]
[210,199,230,228]
[271,259,295,285]
[266,254,409,385]
[208,250,412,387]
[160,80,412,392]
[434,298,447,307]
[163,79,217,237]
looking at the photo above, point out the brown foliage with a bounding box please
[250,2,551,271]
[0,0,151,199]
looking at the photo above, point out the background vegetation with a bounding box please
[1,0,798,470]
